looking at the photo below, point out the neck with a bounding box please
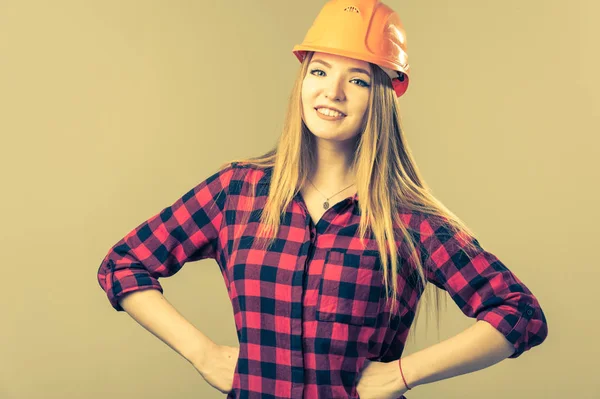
[308,137,357,190]
[307,160,357,200]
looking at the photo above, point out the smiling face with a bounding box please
[301,52,372,142]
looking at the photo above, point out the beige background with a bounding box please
[1,0,597,398]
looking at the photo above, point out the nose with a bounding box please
[324,76,345,101]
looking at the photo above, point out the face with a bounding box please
[301,52,371,142]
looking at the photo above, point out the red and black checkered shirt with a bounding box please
[97,162,548,398]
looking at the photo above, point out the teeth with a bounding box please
[317,108,343,117]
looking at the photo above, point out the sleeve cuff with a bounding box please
[104,263,164,311]
[476,302,536,359]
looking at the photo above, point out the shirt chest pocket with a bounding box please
[316,249,383,327]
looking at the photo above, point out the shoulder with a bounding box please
[414,210,481,257]
[399,209,467,246]
[415,211,451,237]
[226,161,274,186]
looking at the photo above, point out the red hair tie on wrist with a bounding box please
[399,358,412,390]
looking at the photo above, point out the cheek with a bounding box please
[301,79,318,100]
[301,87,317,117]
[300,85,311,121]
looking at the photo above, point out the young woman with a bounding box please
[97,1,548,398]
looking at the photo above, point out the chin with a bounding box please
[310,129,357,142]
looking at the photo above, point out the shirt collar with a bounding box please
[261,165,359,203]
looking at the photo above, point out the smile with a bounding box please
[314,107,345,121]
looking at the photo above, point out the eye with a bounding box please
[309,69,370,88]
[351,78,370,88]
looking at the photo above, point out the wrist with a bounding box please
[399,354,419,390]
[185,333,216,370]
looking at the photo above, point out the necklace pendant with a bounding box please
[323,201,329,210]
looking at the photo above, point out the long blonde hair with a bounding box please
[217,51,479,341]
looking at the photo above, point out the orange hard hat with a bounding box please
[292,0,410,97]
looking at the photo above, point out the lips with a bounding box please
[314,107,345,121]
[314,106,346,116]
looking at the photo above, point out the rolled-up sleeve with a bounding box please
[418,213,548,359]
[96,163,235,311]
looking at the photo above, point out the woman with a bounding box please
[97,1,548,398]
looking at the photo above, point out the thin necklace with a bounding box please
[307,179,356,210]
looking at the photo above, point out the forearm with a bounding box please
[118,288,215,367]
[401,320,515,389]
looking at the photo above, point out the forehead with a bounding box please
[310,52,370,70]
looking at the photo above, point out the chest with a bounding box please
[300,189,328,226]
[299,185,356,226]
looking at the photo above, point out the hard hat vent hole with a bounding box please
[343,6,360,13]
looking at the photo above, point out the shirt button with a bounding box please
[526,309,534,316]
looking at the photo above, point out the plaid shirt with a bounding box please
[97,162,548,398]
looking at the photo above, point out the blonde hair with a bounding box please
[217,51,479,342]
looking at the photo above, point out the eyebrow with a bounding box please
[310,59,371,78]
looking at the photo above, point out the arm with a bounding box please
[399,319,515,389]
[417,213,548,359]
[97,162,236,311]
[392,213,548,392]
[118,288,215,368]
